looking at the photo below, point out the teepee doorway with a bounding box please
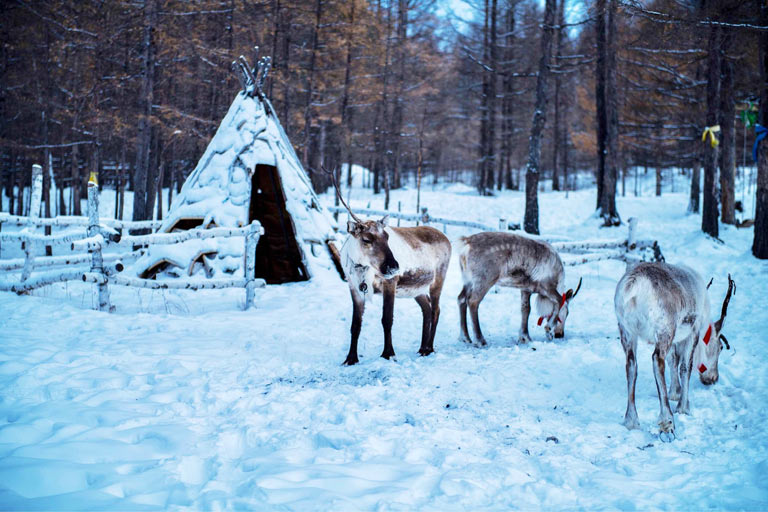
[249,164,308,284]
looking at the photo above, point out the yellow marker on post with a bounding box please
[701,125,720,148]
[88,171,99,187]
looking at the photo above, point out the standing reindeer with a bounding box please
[614,262,734,442]
[335,186,451,366]
[457,232,581,345]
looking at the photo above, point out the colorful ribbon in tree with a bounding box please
[701,125,720,148]
[754,124,768,162]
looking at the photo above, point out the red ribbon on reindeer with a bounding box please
[538,293,569,326]
[702,324,713,345]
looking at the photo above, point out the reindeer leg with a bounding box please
[415,295,433,356]
[676,333,696,415]
[428,285,442,352]
[668,342,682,402]
[652,335,676,442]
[344,289,365,366]
[458,285,472,344]
[468,283,492,347]
[380,281,396,360]
[620,325,641,430]
[519,290,532,344]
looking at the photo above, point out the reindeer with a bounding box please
[457,232,581,346]
[614,262,734,442]
[335,184,451,366]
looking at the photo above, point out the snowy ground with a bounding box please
[1,178,767,510]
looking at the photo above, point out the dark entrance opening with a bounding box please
[249,164,309,284]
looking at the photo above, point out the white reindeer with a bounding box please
[614,262,734,442]
[457,232,581,345]
[333,176,451,365]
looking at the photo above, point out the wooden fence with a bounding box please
[327,205,663,267]
[0,165,265,311]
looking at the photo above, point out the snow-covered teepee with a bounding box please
[133,55,342,284]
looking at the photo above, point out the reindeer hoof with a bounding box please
[658,419,675,442]
[418,347,434,356]
[676,401,690,415]
[343,355,359,366]
[623,416,641,431]
[381,351,396,360]
[659,430,676,443]
[476,338,488,347]
[459,335,473,344]
[518,334,531,344]
[545,331,554,341]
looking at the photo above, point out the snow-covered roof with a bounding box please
[131,89,340,282]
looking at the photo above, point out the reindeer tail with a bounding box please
[455,236,471,273]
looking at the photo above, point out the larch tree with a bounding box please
[522,0,556,235]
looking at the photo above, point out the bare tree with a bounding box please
[523,0,556,235]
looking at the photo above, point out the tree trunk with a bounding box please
[719,43,735,225]
[486,0,498,192]
[302,0,322,173]
[390,0,407,190]
[501,3,516,191]
[595,0,607,209]
[754,0,768,258]
[478,0,490,195]
[71,144,81,216]
[132,0,158,223]
[702,23,721,239]
[552,0,565,192]
[656,166,662,196]
[597,0,620,225]
[689,155,701,213]
[523,0,556,235]
[341,1,356,188]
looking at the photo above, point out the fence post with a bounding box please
[397,201,401,227]
[244,221,259,310]
[498,218,507,231]
[20,164,44,282]
[420,207,429,225]
[627,217,638,250]
[87,172,111,312]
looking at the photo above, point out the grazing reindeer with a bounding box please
[335,184,451,366]
[614,262,734,442]
[457,232,581,345]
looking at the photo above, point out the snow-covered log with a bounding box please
[0,212,162,230]
[562,250,626,266]
[0,268,86,293]
[80,273,266,291]
[116,225,261,247]
[551,239,625,253]
[1,230,90,245]
[0,252,129,271]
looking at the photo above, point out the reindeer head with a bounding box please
[552,277,582,338]
[695,274,735,385]
[347,217,400,279]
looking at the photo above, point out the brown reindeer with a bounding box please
[457,232,581,346]
[614,263,734,442]
[335,184,451,365]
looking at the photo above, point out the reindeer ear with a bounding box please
[347,221,360,235]
[379,215,390,227]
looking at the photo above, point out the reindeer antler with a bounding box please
[566,277,583,300]
[323,166,362,224]
[715,274,735,332]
